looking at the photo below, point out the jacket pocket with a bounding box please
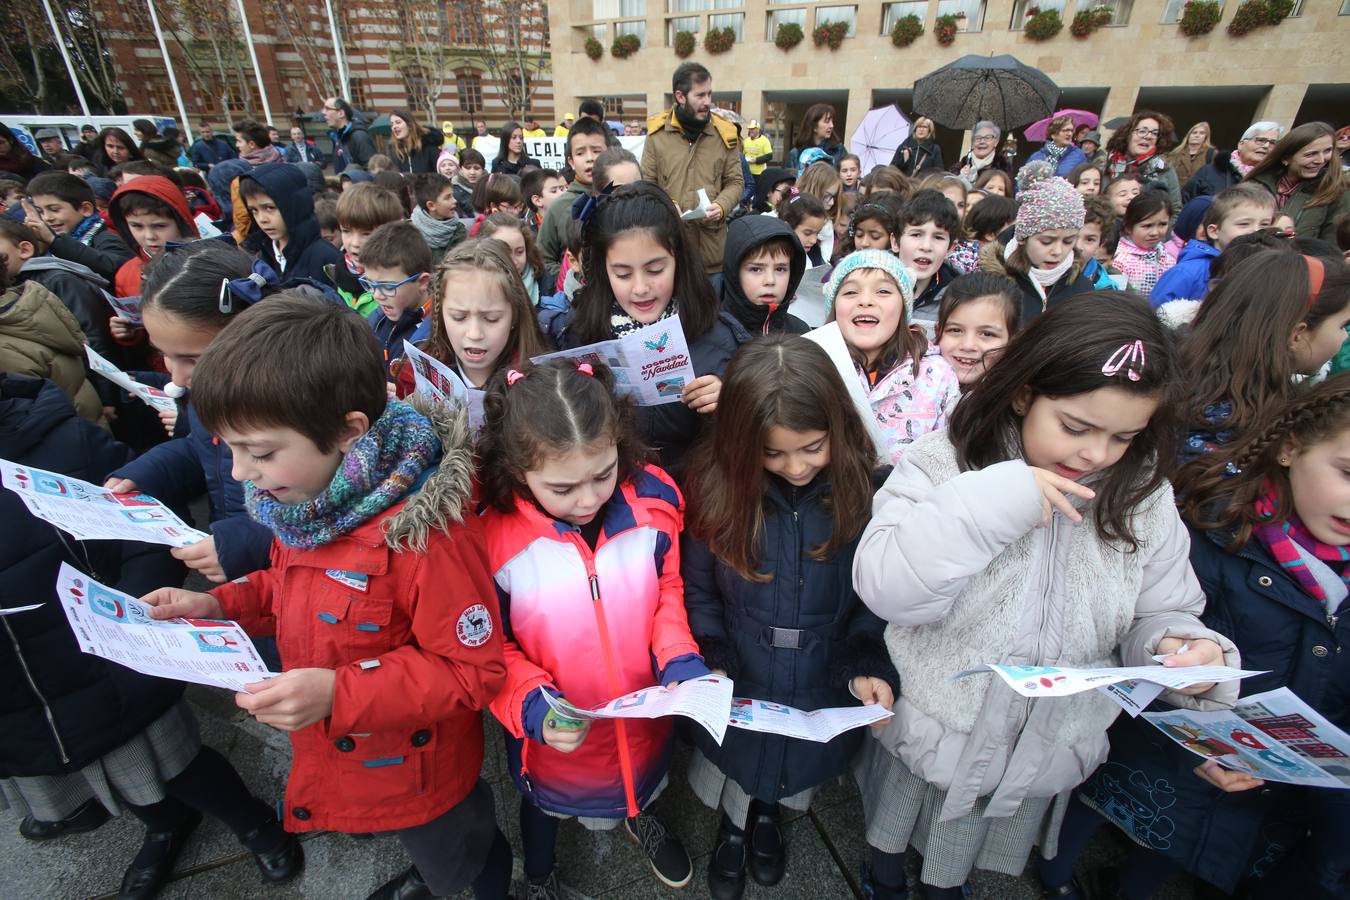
[313,584,397,657]
[328,727,427,802]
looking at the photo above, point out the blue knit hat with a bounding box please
[825,249,915,320]
[797,147,831,170]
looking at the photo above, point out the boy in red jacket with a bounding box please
[142,290,512,900]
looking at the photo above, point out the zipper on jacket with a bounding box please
[3,617,71,764]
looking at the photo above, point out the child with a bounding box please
[974,168,1015,199]
[979,177,1096,325]
[538,117,611,278]
[332,183,406,317]
[949,194,1017,275]
[477,359,707,896]
[936,271,1021,388]
[22,171,132,282]
[839,153,862,193]
[1048,373,1350,900]
[899,190,964,336]
[862,165,911,200]
[469,173,524,222]
[825,249,960,463]
[142,292,513,900]
[796,162,844,262]
[591,147,641,196]
[108,175,198,298]
[1178,251,1350,468]
[753,167,796,214]
[0,266,103,422]
[396,238,548,398]
[410,172,467,265]
[359,220,432,372]
[453,147,486,214]
[916,172,969,220]
[836,195,903,260]
[521,168,566,235]
[561,181,729,474]
[1066,162,1101,196]
[778,193,829,267]
[478,212,546,306]
[238,163,344,285]
[0,175,25,210]
[1076,195,1121,289]
[436,148,459,181]
[1104,173,1142,218]
[315,196,340,248]
[717,215,810,347]
[103,242,281,583]
[1151,182,1275,306]
[682,335,898,898]
[851,294,1239,900]
[1113,190,1177,296]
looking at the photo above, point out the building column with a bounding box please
[1099,83,1140,146]
[1254,83,1307,130]
[843,87,869,146]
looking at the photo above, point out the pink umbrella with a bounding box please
[850,104,911,176]
[1023,108,1099,143]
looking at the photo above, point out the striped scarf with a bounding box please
[1253,485,1350,609]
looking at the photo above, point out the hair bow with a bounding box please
[506,369,526,386]
[1102,340,1146,382]
[572,182,618,233]
[576,363,593,377]
[218,260,283,314]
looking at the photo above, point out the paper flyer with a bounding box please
[543,675,734,744]
[104,292,143,326]
[84,346,178,414]
[401,341,485,430]
[790,264,833,329]
[728,698,892,742]
[1,458,207,548]
[960,662,1263,698]
[680,188,712,221]
[531,314,698,407]
[1143,687,1350,788]
[55,563,275,692]
[803,322,889,460]
[1099,679,1167,717]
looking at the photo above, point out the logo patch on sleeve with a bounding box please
[455,603,493,647]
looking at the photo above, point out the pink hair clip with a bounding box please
[1102,340,1146,382]
[506,369,526,386]
[576,363,594,377]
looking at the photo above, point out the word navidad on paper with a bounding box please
[543,675,735,744]
[1145,687,1350,789]
[532,314,697,407]
[85,345,177,414]
[401,341,485,430]
[55,563,274,693]
[1,459,207,548]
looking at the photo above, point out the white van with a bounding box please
[0,115,180,156]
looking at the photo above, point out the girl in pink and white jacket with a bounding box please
[826,249,961,464]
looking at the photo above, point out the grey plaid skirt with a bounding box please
[686,747,816,829]
[0,699,200,822]
[855,734,1070,888]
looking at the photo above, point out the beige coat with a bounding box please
[0,281,102,422]
[641,110,744,273]
[852,431,1239,821]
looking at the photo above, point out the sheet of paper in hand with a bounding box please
[104,292,143,326]
[401,341,485,430]
[531,314,698,406]
[958,662,1264,697]
[791,265,833,329]
[55,563,275,692]
[543,675,735,744]
[680,188,711,221]
[728,698,892,742]
[803,322,889,460]
[1,458,207,548]
[84,346,177,414]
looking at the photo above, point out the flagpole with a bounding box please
[323,0,351,102]
[143,0,192,136]
[39,0,91,116]
[233,0,273,124]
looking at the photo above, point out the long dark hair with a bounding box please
[495,121,524,163]
[795,103,837,150]
[574,181,717,344]
[142,241,258,330]
[947,292,1179,550]
[389,108,424,159]
[1245,121,1345,210]
[686,335,875,581]
[94,127,144,169]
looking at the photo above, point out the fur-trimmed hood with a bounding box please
[382,393,475,552]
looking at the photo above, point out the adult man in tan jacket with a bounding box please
[641,62,744,274]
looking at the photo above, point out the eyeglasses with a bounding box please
[358,272,424,296]
[322,105,340,113]
[1248,137,1277,147]
[1133,127,1161,138]
[973,134,996,142]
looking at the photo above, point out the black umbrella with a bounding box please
[912,54,1059,132]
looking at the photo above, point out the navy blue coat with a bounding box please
[240,163,344,286]
[1081,524,1350,895]
[682,473,898,803]
[109,399,274,581]
[0,376,186,777]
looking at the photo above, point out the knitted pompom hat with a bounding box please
[1015,159,1056,193]
[1014,176,1086,241]
[825,249,916,320]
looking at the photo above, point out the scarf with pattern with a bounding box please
[1254,484,1350,611]
[610,297,678,337]
[72,213,105,244]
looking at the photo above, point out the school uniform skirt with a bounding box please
[687,747,817,829]
[0,699,201,821]
[855,735,1071,888]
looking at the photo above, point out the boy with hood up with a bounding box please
[716,215,810,349]
[238,163,344,286]
[108,175,199,298]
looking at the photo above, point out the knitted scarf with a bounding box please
[247,400,441,549]
[72,214,104,244]
[1107,148,1161,180]
[1042,142,1070,169]
[1254,484,1350,610]
[411,205,466,250]
[610,297,678,337]
[1275,174,1301,210]
[1231,156,1255,179]
[242,144,283,166]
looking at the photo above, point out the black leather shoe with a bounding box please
[366,865,432,900]
[707,819,748,900]
[19,799,110,841]
[747,801,786,886]
[118,811,202,900]
[239,823,303,883]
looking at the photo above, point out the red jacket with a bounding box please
[108,176,196,298]
[211,410,506,833]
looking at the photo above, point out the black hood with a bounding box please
[754,167,795,213]
[240,163,320,259]
[719,215,806,335]
[0,375,76,458]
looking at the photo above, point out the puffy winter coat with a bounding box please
[1027,144,1089,178]
[1081,524,1350,895]
[485,465,702,819]
[109,399,274,580]
[1151,239,1219,307]
[0,375,184,779]
[978,240,1098,325]
[212,403,506,833]
[1182,150,1245,203]
[853,431,1240,821]
[683,472,898,802]
[0,281,102,421]
[1249,169,1350,243]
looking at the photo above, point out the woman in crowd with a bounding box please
[1183,121,1283,201]
[1027,115,1088,178]
[1167,121,1216,188]
[952,121,1011,182]
[388,108,444,174]
[1104,110,1182,217]
[1245,121,1350,242]
[892,117,944,176]
[492,121,541,176]
[787,104,845,171]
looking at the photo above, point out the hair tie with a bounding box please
[576,363,593,377]
[506,369,526,386]
[1102,340,1147,382]
[218,261,282,314]
[1304,255,1326,310]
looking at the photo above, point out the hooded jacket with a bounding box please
[0,281,102,421]
[240,163,344,285]
[16,256,121,393]
[334,121,377,173]
[1150,239,1219,307]
[717,215,810,342]
[753,167,795,214]
[47,221,133,285]
[641,110,744,273]
[108,176,197,298]
[212,400,506,833]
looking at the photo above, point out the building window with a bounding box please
[766,7,806,38]
[814,4,858,34]
[589,23,609,39]
[616,19,647,43]
[441,1,485,43]
[882,1,929,32]
[716,97,741,113]
[709,11,744,39]
[455,71,482,115]
[667,14,700,43]
[937,0,984,29]
[601,96,625,117]
[1089,0,1133,25]
[349,80,369,108]
[1342,0,1349,13]
[596,0,646,15]
[404,68,430,115]
[1161,0,1220,20]
[148,82,177,116]
[669,0,741,9]
[1010,0,1064,27]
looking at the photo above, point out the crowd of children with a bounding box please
[1,107,1349,900]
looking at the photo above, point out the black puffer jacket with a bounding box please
[1181,149,1244,203]
[393,127,446,175]
[0,375,185,778]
